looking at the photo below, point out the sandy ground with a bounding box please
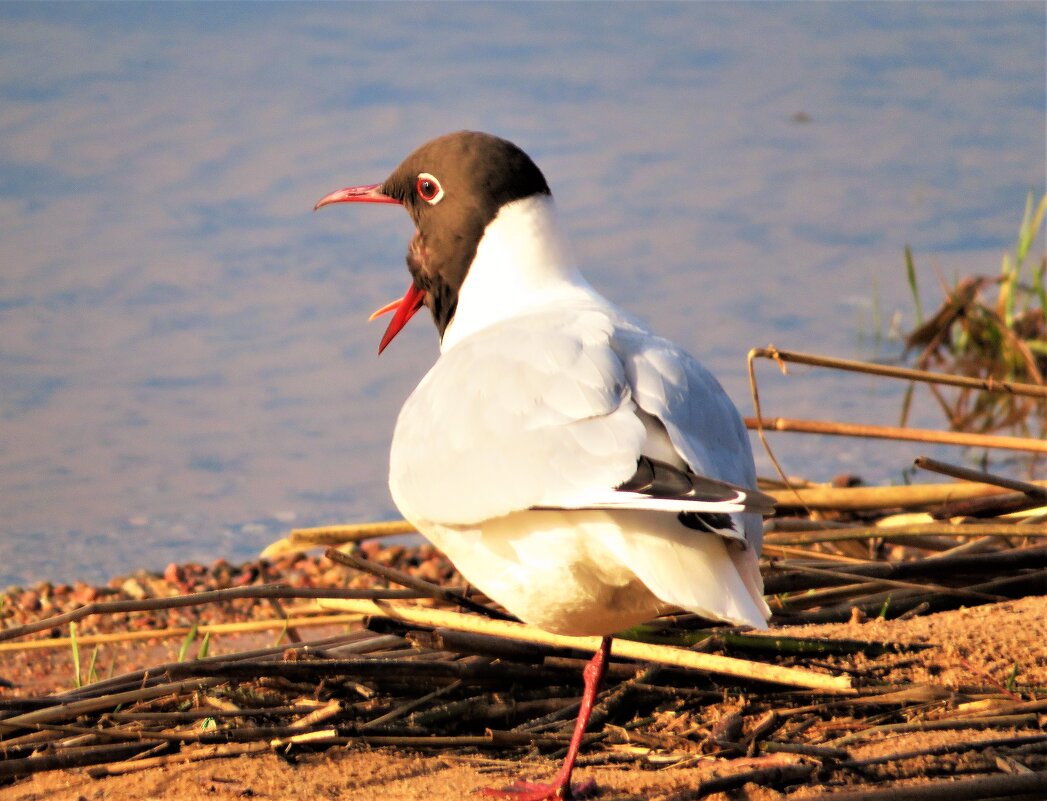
[0,548,1042,795]
[3,589,1045,801]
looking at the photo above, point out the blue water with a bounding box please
[0,2,1044,586]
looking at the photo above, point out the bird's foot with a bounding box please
[478,778,598,800]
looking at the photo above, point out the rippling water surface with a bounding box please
[0,3,1044,585]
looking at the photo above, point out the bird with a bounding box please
[315,131,772,800]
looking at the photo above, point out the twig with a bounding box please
[766,483,1047,512]
[745,416,1047,453]
[775,568,1047,624]
[764,547,1047,593]
[934,493,1046,520]
[762,544,872,564]
[361,680,465,730]
[828,714,1042,746]
[323,547,512,620]
[765,524,1047,545]
[0,614,365,653]
[167,657,563,684]
[0,678,220,731]
[799,769,1047,801]
[686,756,815,798]
[765,562,1006,603]
[57,630,390,700]
[913,456,1047,499]
[840,732,1047,770]
[0,742,154,779]
[260,520,418,557]
[0,584,424,644]
[85,741,270,778]
[748,347,1047,398]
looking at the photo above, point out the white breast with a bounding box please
[440,194,602,352]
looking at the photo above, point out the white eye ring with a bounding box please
[416,173,444,205]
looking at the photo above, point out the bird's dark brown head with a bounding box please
[315,131,550,352]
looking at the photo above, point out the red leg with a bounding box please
[479,636,611,800]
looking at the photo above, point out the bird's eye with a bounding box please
[416,173,444,205]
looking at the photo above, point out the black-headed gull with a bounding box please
[316,131,771,800]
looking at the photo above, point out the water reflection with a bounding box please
[0,3,1043,584]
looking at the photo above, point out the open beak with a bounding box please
[373,283,426,355]
[314,183,424,353]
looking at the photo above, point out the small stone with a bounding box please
[121,578,148,600]
[18,590,41,612]
[163,562,183,585]
[71,583,98,605]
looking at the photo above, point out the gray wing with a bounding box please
[389,308,646,525]
[390,306,766,546]
[611,324,765,551]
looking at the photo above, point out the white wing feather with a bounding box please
[390,302,770,628]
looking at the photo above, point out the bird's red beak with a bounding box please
[313,184,401,209]
[369,283,426,354]
[314,184,425,354]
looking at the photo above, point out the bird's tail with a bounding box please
[605,511,770,629]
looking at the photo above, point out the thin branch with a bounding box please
[765,524,1047,546]
[261,520,418,556]
[745,416,1047,453]
[914,455,1047,498]
[323,547,512,620]
[748,346,1047,398]
[766,481,1047,512]
[0,584,425,644]
[0,614,366,653]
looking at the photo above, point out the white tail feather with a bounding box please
[603,514,769,629]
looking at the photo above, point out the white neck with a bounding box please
[440,195,600,352]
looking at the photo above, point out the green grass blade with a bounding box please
[904,245,924,326]
[1033,254,1046,314]
[86,646,100,685]
[1016,191,1046,266]
[177,623,199,663]
[878,595,892,619]
[69,622,81,689]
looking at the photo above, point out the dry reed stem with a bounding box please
[745,416,1047,453]
[765,562,1005,602]
[0,742,155,779]
[324,547,512,620]
[313,599,853,692]
[749,347,1047,398]
[766,481,1047,511]
[798,769,1047,801]
[0,584,422,644]
[914,456,1047,498]
[56,631,389,701]
[0,678,219,730]
[761,544,872,563]
[84,741,270,778]
[692,756,815,798]
[261,520,418,556]
[0,613,363,653]
[765,523,1047,546]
